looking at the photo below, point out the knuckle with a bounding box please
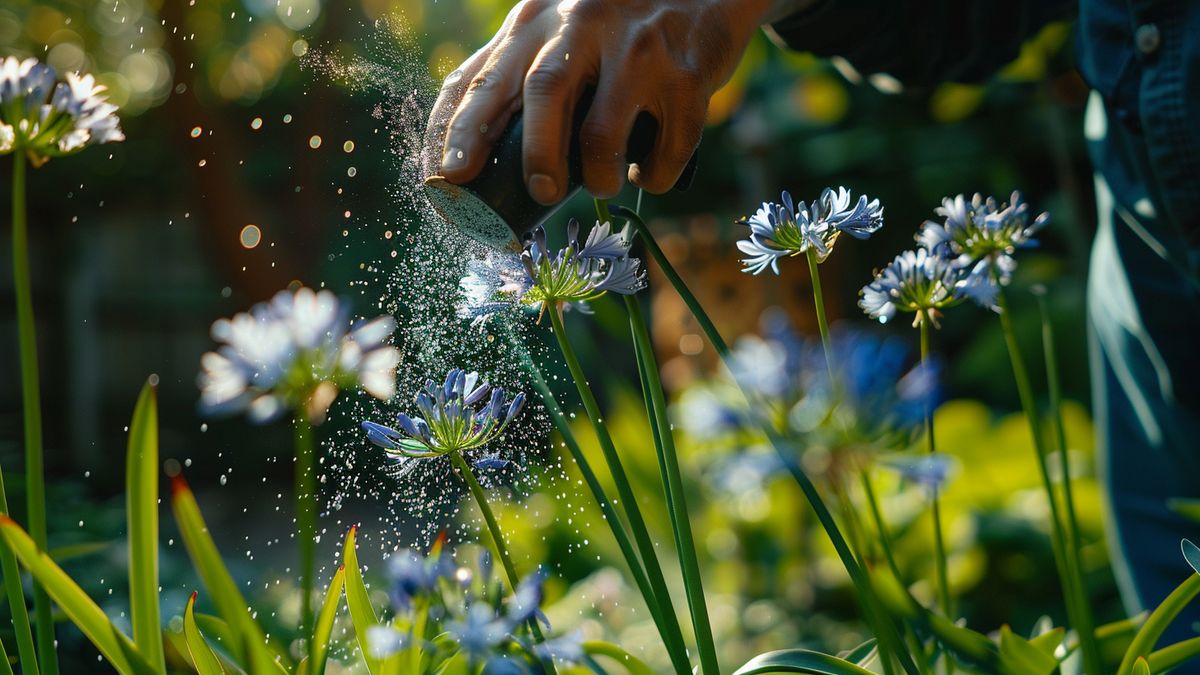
[510,0,550,27]
[524,62,570,98]
[560,0,606,23]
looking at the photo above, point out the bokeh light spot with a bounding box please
[309,135,322,149]
[240,224,262,249]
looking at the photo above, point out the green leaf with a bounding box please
[0,517,156,675]
[1028,626,1065,655]
[342,526,382,675]
[998,625,1058,675]
[170,475,282,673]
[127,379,165,673]
[49,541,109,563]
[582,641,656,675]
[1133,656,1151,675]
[733,649,874,675]
[840,639,877,666]
[184,592,225,675]
[308,564,345,675]
[1183,539,1200,576]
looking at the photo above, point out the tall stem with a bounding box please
[507,329,692,674]
[1035,290,1101,674]
[919,315,954,674]
[617,206,919,675]
[626,296,719,675]
[448,452,552,648]
[805,247,836,383]
[294,416,316,666]
[11,152,55,674]
[549,308,693,674]
[995,287,1089,659]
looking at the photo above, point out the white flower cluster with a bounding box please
[0,56,124,162]
[199,287,401,424]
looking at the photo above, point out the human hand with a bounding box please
[422,0,802,205]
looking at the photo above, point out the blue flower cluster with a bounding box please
[859,192,1047,326]
[362,368,525,460]
[737,187,884,275]
[456,218,645,327]
[368,546,582,670]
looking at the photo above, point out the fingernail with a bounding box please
[441,146,466,172]
[528,173,558,204]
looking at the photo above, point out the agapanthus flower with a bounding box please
[918,191,1047,285]
[198,287,400,423]
[682,318,937,453]
[456,219,643,326]
[859,247,996,326]
[737,187,883,275]
[361,369,525,460]
[387,546,455,610]
[520,218,645,307]
[0,56,124,163]
[448,564,551,663]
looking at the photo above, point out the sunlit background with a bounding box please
[0,0,1107,670]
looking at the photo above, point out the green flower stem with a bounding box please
[859,472,933,675]
[448,451,554,660]
[1035,289,1102,675]
[1118,573,1200,675]
[805,247,836,383]
[11,152,54,675]
[549,307,694,674]
[508,330,693,675]
[919,315,954,675]
[625,295,719,675]
[617,206,919,675]
[995,287,1090,663]
[294,415,317,666]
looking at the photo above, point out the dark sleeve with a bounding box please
[765,0,1078,86]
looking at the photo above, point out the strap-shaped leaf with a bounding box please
[127,379,165,672]
[0,517,156,675]
[998,626,1058,675]
[170,475,282,673]
[342,526,382,674]
[733,649,874,675]
[184,592,225,675]
[582,641,655,675]
[1132,656,1151,675]
[308,565,345,675]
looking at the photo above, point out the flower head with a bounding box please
[0,57,123,164]
[859,248,993,326]
[456,219,644,326]
[737,187,883,275]
[362,369,525,459]
[387,546,455,610]
[917,191,1047,285]
[521,218,645,306]
[198,287,399,423]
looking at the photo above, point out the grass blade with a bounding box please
[342,526,382,674]
[170,475,281,674]
[127,379,165,672]
[0,516,155,675]
[309,565,345,675]
[184,592,225,675]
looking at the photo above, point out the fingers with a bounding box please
[522,28,597,205]
[438,34,543,183]
[579,70,642,200]
[421,44,497,179]
[628,97,705,194]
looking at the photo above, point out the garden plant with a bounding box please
[4,44,1200,675]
